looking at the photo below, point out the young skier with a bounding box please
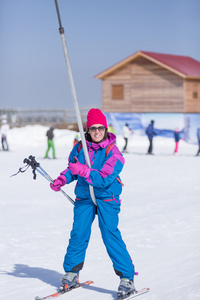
[174,128,181,154]
[50,108,135,298]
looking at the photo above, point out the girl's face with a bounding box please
[88,124,106,143]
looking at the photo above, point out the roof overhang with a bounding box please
[94,51,197,80]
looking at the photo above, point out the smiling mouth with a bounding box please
[94,133,102,138]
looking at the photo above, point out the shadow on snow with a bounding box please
[1,264,116,298]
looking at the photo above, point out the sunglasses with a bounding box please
[89,126,106,132]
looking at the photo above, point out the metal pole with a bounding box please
[36,166,75,205]
[54,0,97,206]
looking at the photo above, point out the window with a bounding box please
[193,92,198,99]
[112,84,124,100]
[193,84,198,99]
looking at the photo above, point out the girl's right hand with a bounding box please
[50,175,67,192]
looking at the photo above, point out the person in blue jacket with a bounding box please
[146,120,156,155]
[50,108,136,297]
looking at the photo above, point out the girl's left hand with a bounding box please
[69,157,90,177]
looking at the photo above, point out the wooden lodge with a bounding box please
[95,51,200,113]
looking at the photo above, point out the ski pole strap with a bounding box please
[11,155,52,181]
[11,155,75,205]
[10,165,30,177]
[11,155,39,180]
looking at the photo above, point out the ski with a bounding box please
[35,280,93,300]
[117,287,150,300]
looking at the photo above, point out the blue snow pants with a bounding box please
[63,197,135,279]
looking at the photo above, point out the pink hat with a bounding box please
[87,108,107,130]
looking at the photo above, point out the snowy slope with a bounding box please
[0,125,200,300]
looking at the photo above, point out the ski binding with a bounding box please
[117,287,150,300]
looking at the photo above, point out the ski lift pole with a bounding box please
[54,0,97,206]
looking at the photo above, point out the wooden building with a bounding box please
[95,51,200,113]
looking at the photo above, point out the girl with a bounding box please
[50,108,135,298]
[174,128,181,154]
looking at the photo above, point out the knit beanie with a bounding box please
[87,108,107,130]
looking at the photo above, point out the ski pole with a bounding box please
[37,164,55,183]
[11,155,75,205]
[28,156,75,205]
[53,0,97,206]
[36,164,75,205]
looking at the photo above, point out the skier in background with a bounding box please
[146,120,156,155]
[44,126,56,159]
[73,134,80,147]
[50,108,136,298]
[0,119,9,151]
[122,123,132,153]
[108,123,116,144]
[108,123,116,135]
[196,128,200,156]
[174,128,181,154]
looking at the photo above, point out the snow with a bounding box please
[0,125,200,300]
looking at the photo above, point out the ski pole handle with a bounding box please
[17,155,75,205]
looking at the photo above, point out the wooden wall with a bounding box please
[102,65,132,112]
[184,79,200,113]
[102,57,200,113]
[130,57,184,112]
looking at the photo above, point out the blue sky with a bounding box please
[0,0,200,109]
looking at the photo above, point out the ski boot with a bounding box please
[60,272,79,291]
[117,278,136,299]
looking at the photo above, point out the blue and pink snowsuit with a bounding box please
[60,133,135,279]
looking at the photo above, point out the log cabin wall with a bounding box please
[102,64,132,112]
[130,57,184,112]
[184,79,200,113]
[102,57,185,113]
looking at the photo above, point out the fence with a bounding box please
[0,107,97,129]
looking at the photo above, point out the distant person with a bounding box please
[108,124,116,144]
[73,134,80,147]
[146,120,156,155]
[44,126,56,159]
[122,123,132,153]
[196,128,200,156]
[0,119,9,151]
[174,128,181,154]
[108,123,116,135]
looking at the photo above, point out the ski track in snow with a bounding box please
[0,125,200,300]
